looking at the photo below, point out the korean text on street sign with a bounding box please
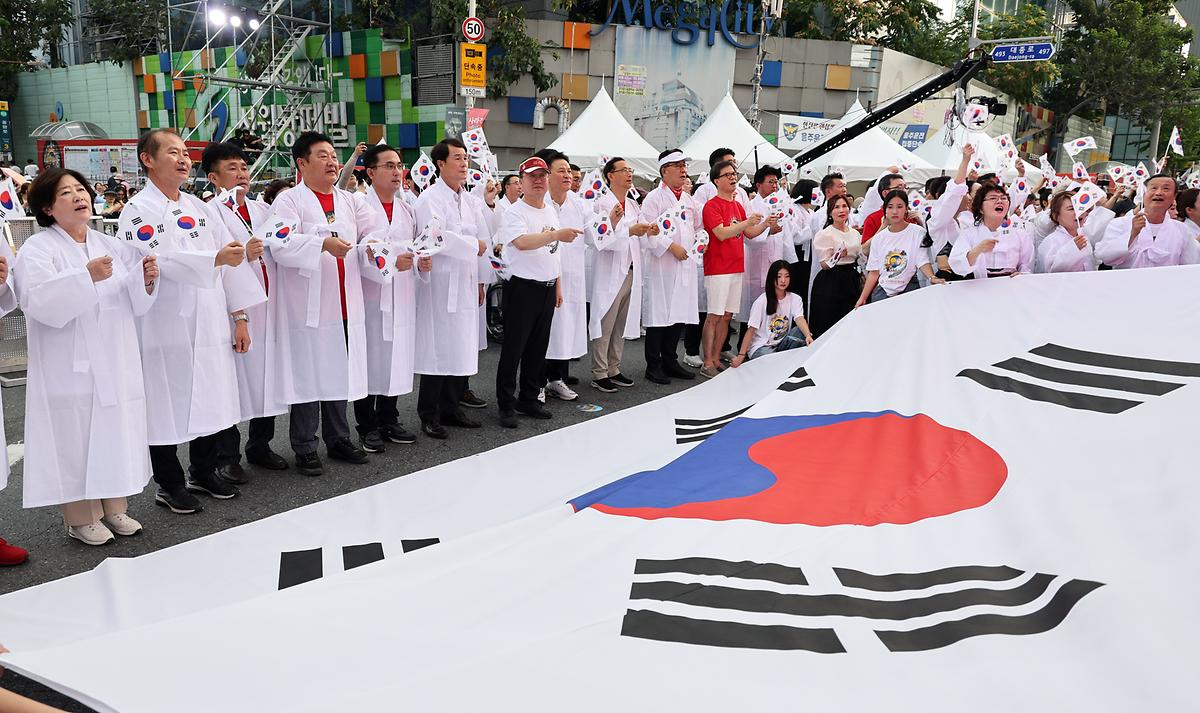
[460,43,487,90]
[990,42,1056,63]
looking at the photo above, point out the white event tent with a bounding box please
[681,93,790,175]
[914,121,1002,173]
[797,100,938,182]
[548,86,661,175]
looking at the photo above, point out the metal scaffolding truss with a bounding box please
[167,0,334,180]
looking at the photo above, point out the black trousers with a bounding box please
[789,256,812,302]
[496,276,556,412]
[418,374,467,424]
[150,432,221,489]
[353,394,400,436]
[683,317,704,357]
[213,418,276,464]
[545,359,570,383]
[644,323,684,372]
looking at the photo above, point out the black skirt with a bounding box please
[809,263,860,338]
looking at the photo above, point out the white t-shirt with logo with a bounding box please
[747,291,804,354]
[497,199,563,282]
[866,223,929,296]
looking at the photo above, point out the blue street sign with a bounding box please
[990,42,1056,63]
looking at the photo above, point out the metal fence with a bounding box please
[0,217,120,386]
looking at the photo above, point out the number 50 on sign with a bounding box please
[460,43,487,90]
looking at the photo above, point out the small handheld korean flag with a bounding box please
[1048,175,1062,191]
[364,240,396,280]
[656,206,681,237]
[467,166,493,189]
[899,161,913,173]
[1065,136,1097,157]
[997,133,1013,151]
[764,190,789,217]
[778,158,798,176]
[1071,161,1089,182]
[462,128,490,163]
[215,185,242,211]
[597,154,611,169]
[258,214,295,246]
[1011,175,1032,199]
[412,215,447,257]
[811,187,825,210]
[964,103,989,127]
[800,164,815,177]
[907,190,925,212]
[1169,125,1185,156]
[117,204,164,252]
[1108,165,1128,183]
[1133,162,1150,184]
[579,169,608,201]
[589,214,614,248]
[0,178,26,224]
[1072,181,1106,218]
[487,242,509,277]
[688,229,709,265]
[1038,154,1055,178]
[410,153,436,191]
[1154,154,1168,174]
[737,174,751,189]
[628,185,641,201]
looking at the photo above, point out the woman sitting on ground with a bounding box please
[730,260,813,367]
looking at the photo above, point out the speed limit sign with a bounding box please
[462,16,485,42]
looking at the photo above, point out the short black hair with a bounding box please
[29,168,96,228]
[533,148,569,169]
[790,178,817,204]
[569,163,581,172]
[109,166,118,174]
[1177,187,1200,218]
[1146,173,1178,191]
[925,176,950,199]
[362,143,401,169]
[877,173,904,198]
[501,174,520,190]
[430,138,466,174]
[292,131,335,165]
[819,172,844,195]
[137,128,179,170]
[263,178,293,205]
[710,159,736,183]
[201,142,249,175]
[708,147,734,167]
[753,165,781,186]
[602,156,627,185]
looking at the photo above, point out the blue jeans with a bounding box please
[750,326,808,360]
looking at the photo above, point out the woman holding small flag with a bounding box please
[18,168,160,545]
[1038,191,1096,273]
[809,193,862,338]
[949,184,1035,279]
[856,189,942,306]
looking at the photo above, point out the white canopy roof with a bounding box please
[548,86,661,176]
[680,94,790,175]
[797,101,938,182]
[914,121,1002,173]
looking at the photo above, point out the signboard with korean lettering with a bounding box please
[460,42,487,96]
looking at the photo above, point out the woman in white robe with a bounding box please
[18,168,158,545]
[0,177,21,562]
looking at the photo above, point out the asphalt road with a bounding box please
[0,338,701,711]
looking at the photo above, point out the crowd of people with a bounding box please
[0,128,1194,569]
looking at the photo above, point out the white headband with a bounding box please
[658,151,687,167]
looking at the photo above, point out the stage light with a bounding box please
[208,8,227,26]
[229,15,242,28]
[248,18,260,30]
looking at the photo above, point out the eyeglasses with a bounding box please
[370,162,404,171]
[718,172,737,180]
[610,167,633,174]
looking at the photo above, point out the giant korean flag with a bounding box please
[2,267,1198,711]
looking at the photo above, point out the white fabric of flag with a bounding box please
[1169,125,1184,156]
[1064,135,1097,157]
[1071,181,1106,218]
[409,153,436,190]
[3,269,1200,712]
[0,177,25,224]
[462,127,490,164]
[578,169,608,201]
[411,215,446,257]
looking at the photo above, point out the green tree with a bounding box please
[0,0,73,100]
[1038,0,1197,160]
[83,0,168,65]
[430,0,557,98]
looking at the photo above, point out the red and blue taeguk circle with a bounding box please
[0,191,12,210]
[177,216,196,230]
[570,411,1007,526]
[136,225,155,241]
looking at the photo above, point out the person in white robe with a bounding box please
[948,184,1035,279]
[539,149,588,401]
[0,168,26,564]
[587,158,656,392]
[116,129,264,514]
[270,131,375,475]
[352,144,424,451]
[639,149,702,384]
[1037,191,1097,273]
[742,165,798,332]
[412,138,496,439]
[1096,175,1200,268]
[1176,185,1200,241]
[203,142,290,479]
[18,168,158,545]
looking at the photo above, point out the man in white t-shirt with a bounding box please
[494,156,582,428]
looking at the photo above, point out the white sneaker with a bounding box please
[101,512,143,536]
[546,380,578,401]
[682,354,703,368]
[67,521,115,546]
[537,388,546,404]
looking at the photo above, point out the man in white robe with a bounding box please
[1097,174,1200,268]
[412,138,496,439]
[353,144,424,451]
[118,129,265,513]
[639,149,702,385]
[537,149,588,401]
[203,142,289,480]
[271,131,374,475]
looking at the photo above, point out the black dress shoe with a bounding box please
[499,411,519,428]
[422,421,448,439]
[379,423,416,444]
[359,429,386,454]
[514,402,553,419]
[664,361,696,380]
[443,412,481,428]
[217,462,249,484]
[185,470,240,499]
[459,390,488,409]
[246,448,289,471]
[328,438,369,464]
[295,452,324,477]
[644,367,671,385]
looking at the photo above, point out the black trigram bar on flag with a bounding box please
[277,538,440,590]
[777,366,815,393]
[958,342,1200,414]
[674,405,753,445]
[620,558,1103,653]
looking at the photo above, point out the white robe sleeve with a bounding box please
[112,239,158,315]
[1045,236,1093,273]
[14,244,99,329]
[949,229,986,279]
[1082,205,1115,245]
[205,204,266,314]
[929,180,967,251]
[1095,216,1134,267]
[1017,231,1035,274]
[267,191,325,272]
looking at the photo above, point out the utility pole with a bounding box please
[969,0,982,51]
[747,0,781,130]
[465,0,477,111]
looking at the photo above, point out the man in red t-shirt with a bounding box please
[699,159,771,378]
[859,172,921,243]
